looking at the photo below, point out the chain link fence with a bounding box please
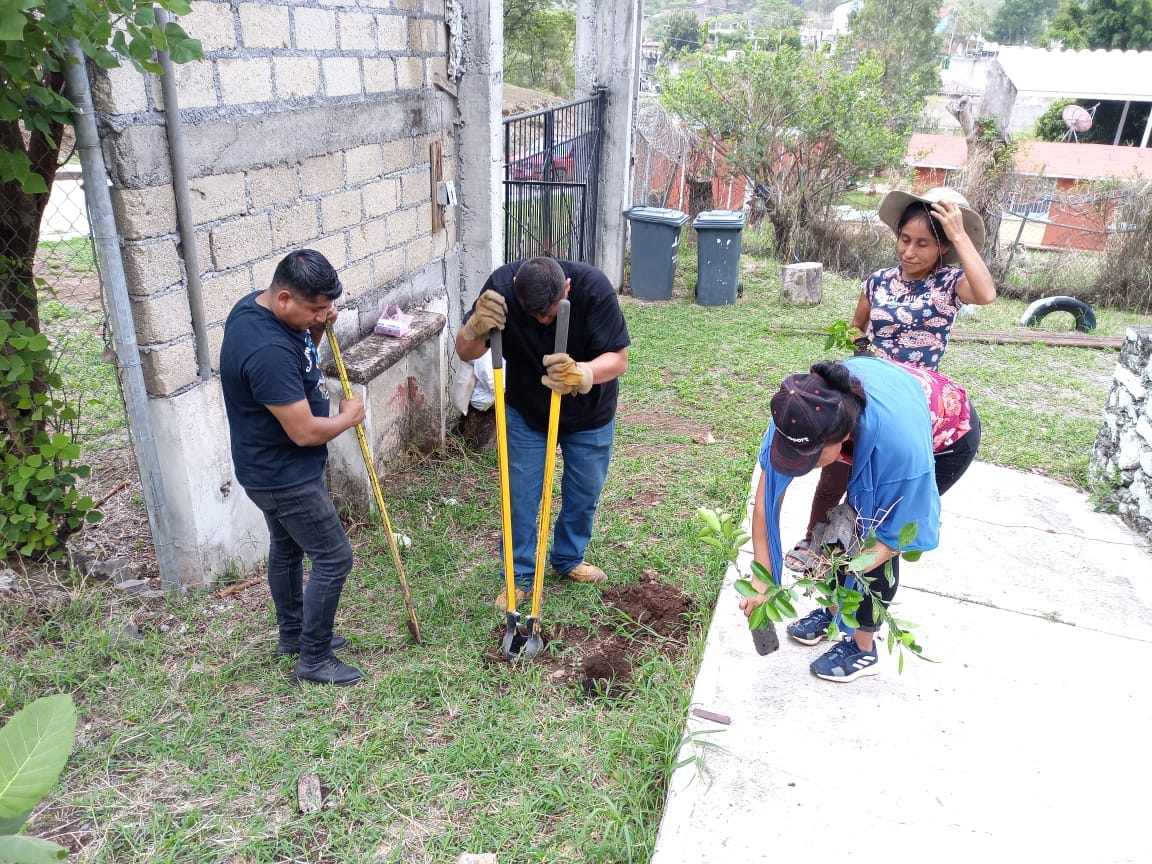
[2,165,145,572]
[631,98,747,214]
[992,175,1152,309]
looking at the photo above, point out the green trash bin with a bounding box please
[693,210,746,306]
[624,206,690,301]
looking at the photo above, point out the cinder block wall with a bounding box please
[88,0,460,583]
[96,0,457,386]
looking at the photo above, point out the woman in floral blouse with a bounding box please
[785,186,995,573]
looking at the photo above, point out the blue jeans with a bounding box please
[505,405,615,591]
[244,475,353,664]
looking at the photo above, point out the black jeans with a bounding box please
[245,475,354,663]
[850,406,982,631]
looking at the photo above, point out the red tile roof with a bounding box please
[907,133,1152,180]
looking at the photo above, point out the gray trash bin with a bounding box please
[624,206,690,301]
[693,210,746,306]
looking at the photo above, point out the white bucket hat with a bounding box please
[877,187,986,266]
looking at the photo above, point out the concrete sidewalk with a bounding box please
[651,461,1152,863]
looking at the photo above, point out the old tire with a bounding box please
[1019,296,1097,333]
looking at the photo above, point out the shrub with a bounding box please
[0,309,101,561]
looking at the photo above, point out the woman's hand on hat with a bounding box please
[931,200,969,245]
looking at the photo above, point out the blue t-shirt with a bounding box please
[757,356,941,582]
[220,292,331,491]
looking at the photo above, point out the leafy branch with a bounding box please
[696,506,933,672]
[0,694,78,863]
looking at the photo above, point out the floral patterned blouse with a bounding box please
[863,264,964,369]
[899,361,972,450]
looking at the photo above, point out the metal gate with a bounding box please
[502,91,605,264]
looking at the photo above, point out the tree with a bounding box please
[1,0,201,335]
[944,94,1015,270]
[991,0,1062,43]
[659,46,907,260]
[1044,0,1152,50]
[848,0,943,113]
[504,0,576,96]
[949,0,994,47]
[659,10,706,58]
[1,1,200,561]
[750,0,807,30]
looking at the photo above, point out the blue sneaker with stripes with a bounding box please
[786,607,835,646]
[810,636,879,683]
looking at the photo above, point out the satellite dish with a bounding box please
[1062,104,1093,132]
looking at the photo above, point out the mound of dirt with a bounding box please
[602,574,694,638]
[486,575,695,701]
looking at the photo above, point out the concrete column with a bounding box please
[455,0,503,312]
[575,0,641,287]
[148,381,267,585]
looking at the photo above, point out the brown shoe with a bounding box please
[555,561,606,584]
[494,586,530,612]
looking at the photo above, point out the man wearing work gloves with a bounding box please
[456,257,630,611]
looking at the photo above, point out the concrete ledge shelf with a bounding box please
[325,311,446,384]
[322,310,447,509]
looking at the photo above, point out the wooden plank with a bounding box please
[950,329,1122,349]
[430,141,444,232]
[761,326,1123,351]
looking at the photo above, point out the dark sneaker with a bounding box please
[275,635,348,656]
[292,656,363,686]
[786,608,835,646]
[810,636,878,683]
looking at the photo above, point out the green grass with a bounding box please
[40,298,126,448]
[836,190,883,210]
[38,236,98,276]
[4,245,1148,862]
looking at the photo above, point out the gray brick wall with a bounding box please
[92,0,458,396]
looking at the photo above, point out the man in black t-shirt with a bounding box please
[456,257,630,611]
[220,250,365,686]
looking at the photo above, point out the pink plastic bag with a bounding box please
[374,304,413,337]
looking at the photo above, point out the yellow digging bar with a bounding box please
[325,323,422,645]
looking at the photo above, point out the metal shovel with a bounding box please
[500,299,571,660]
[325,323,422,645]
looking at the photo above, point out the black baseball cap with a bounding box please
[769,372,846,476]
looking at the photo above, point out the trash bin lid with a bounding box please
[692,209,746,229]
[624,206,690,227]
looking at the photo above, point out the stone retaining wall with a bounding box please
[1092,325,1152,540]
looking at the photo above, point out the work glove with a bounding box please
[460,290,507,341]
[541,352,593,395]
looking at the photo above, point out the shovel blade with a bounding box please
[500,611,528,660]
[522,633,544,659]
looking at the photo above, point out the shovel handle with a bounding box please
[490,328,503,369]
[529,298,570,622]
[554,299,570,354]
